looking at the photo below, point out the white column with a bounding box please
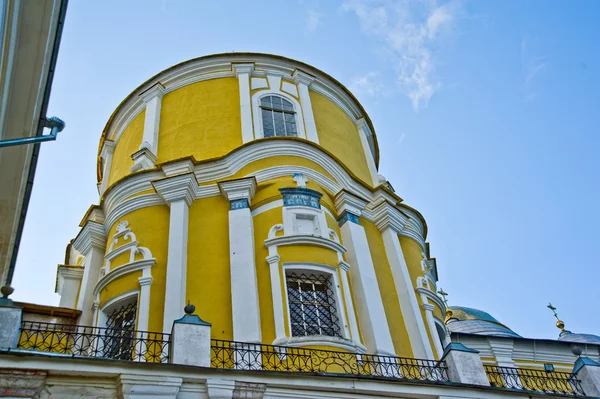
[131,83,165,172]
[380,226,434,359]
[356,118,379,186]
[140,83,165,154]
[335,191,395,355]
[293,70,319,144]
[98,140,115,195]
[338,261,361,344]
[218,177,261,343]
[266,254,286,343]
[152,173,197,334]
[233,63,255,143]
[137,271,153,333]
[56,266,83,308]
[423,302,444,358]
[72,221,106,326]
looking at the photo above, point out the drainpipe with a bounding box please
[0,116,65,148]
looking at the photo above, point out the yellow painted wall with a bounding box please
[103,206,170,333]
[254,207,281,344]
[310,91,373,186]
[187,196,233,339]
[158,78,242,163]
[108,111,145,186]
[361,220,413,357]
[278,245,339,266]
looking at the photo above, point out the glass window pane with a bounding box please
[263,128,275,138]
[262,109,274,129]
[282,98,294,111]
[261,96,272,108]
[273,112,285,135]
[271,96,282,109]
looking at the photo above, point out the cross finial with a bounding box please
[293,173,308,188]
[547,302,566,332]
[438,288,449,307]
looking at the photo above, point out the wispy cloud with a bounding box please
[343,0,462,110]
[349,71,386,100]
[521,37,548,101]
[305,10,324,34]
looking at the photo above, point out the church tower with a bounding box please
[59,53,446,360]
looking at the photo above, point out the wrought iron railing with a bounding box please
[485,365,585,397]
[17,321,170,363]
[211,339,449,382]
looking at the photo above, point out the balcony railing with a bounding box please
[484,365,585,397]
[17,321,170,363]
[211,339,449,382]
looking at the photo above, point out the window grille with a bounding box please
[103,302,137,360]
[260,95,297,137]
[286,272,342,338]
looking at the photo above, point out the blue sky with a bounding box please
[13,0,599,340]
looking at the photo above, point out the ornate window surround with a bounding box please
[252,91,306,140]
[279,262,364,352]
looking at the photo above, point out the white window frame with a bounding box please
[282,263,351,346]
[252,91,306,140]
[97,290,139,329]
[282,206,328,239]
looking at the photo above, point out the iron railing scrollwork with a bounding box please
[485,365,586,397]
[211,339,449,382]
[17,321,170,363]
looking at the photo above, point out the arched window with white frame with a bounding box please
[260,95,298,137]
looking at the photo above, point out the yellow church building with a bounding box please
[1,52,599,399]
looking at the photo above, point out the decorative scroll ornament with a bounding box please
[102,221,154,277]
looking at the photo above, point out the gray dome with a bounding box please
[446,319,522,338]
[446,306,521,338]
[558,332,600,345]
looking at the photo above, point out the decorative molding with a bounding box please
[265,234,346,255]
[72,221,106,254]
[338,260,351,272]
[130,147,158,173]
[232,62,255,78]
[335,190,368,217]
[162,159,195,177]
[280,187,322,209]
[416,287,446,312]
[151,173,198,206]
[230,198,249,210]
[218,176,257,202]
[338,211,360,227]
[139,82,166,103]
[94,259,155,296]
[275,335,366,353]
[292,70,316,87]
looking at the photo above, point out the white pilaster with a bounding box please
[380,225,434,359]
[218,177,261,343]
[137,273,153,333]
[140,83,165,154]
[339,261,361,344]
[56,266,83,309]
[152,173,197,334]
[356,118,379,186]
[266,254,286,342]
[233,63,255,143]
[293,70,319,144]
[72,221,106,326]
[423,302,444,358]
[131,83,165,172]
[99,140,115,195]
[335,191,395,355]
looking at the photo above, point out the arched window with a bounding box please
[260,95,297,137]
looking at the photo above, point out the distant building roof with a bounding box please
[447,306,521,338]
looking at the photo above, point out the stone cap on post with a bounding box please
[572,356,600,397]
[170,304,212,367]
[441,342,490,386]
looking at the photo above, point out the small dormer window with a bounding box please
[260,95,297,137]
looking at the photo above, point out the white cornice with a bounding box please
[139,82,165,102]
[162,159,195,177]
[334,190,369,217]
[151,173,198,206]
[218,177,257,202]
[94,258,156,296]
[73,221,106,254]
[265,235,346,255]
[232,62,255,77]
[292,69,316,86]
[100,140,115,158]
